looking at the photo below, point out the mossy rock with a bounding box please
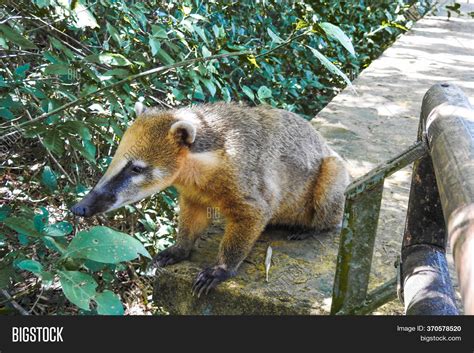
[153,226,340,315]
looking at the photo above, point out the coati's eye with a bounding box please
[131,165,144,174]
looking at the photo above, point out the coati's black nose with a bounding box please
[70,189,116,217]
[70,203,91,217]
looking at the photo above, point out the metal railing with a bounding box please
[330,83,474,315]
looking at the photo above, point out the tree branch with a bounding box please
[254,32,309,59]
[0,289,30,315]
[10,50,252,131]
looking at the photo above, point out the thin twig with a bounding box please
[0,16,23,24]
[26,11,94,55]
[29,287,44,314]
[44,147,76,184]
[0,289,30,315]
[23,96,76,184]
[0,53,38,58]
[254,31,308,58]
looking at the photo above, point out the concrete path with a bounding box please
[152,2,474,314]
[312,1,474,313]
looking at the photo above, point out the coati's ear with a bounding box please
[170,120,196,145]
[134,101,146,116]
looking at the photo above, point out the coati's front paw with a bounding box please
[191,265,236,297]
[153,245,189,267]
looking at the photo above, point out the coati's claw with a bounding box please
[153,245,189,267]
[287,231,315,241]
[191,266,234,297]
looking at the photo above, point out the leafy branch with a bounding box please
[4,30,313,136]
[9,50,253,132]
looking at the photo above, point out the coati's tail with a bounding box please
[313,156,350,230]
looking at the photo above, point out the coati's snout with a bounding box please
[71,159,173,217]
[71,189,116,217]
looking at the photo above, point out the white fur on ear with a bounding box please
[134,98,146,116]
[170,120,196,144]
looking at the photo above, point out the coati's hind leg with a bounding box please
[154,197,211,267]
[192,207,267,296]
[312,156,349,231]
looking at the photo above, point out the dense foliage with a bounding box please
[0,0,430,314]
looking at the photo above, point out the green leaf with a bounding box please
[201,78,216,97]
[193,25,208,44]
[83,260,107,272]
[193,83,205,100]
[202,45,211,58]
[267,28,284,44]
[43,221,73,237]
[149,37,161,56]
[138,213,156,232]
[69,138,95,163]
[0,77,9,88]
[306,45,354,91]
[151,25,168,39]
[61,121,92,140]
[41,166,58,192]
[18,233,29,245]
[0,24,38,49]
[155,46,175,65]
[0,205,12,222]
[42,236,66,255]
[35,0,51,8]
[42,130,65,156]
[83,139,96,161]
[21,86,46,99]
[103,69,129,78]
[33,213,47,232]
[3,217,42,237]
[0,108,14,120]
[85,53,132,66]
[257,86,272,100]
[95,290,124,315]
[49,36,75,59]
[44,63,70,75]
[172,88,185,101]
[15,64,30,78]
[43,50,60,64]
[58,271,97,310]
[40,271,54,287]
[0,267,14,289]
[221,86,231,102]
[319,22,356,56]
[106,22,121,45]
[16,259,43,275]
[241,85,255,101]
[65,226,151,264]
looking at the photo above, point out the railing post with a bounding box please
[420,83,474,314]
[401,152,458,314]
[331,182,383,314]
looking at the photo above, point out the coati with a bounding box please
[71,102,350,296]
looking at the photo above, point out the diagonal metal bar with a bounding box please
[345,140,427,199]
